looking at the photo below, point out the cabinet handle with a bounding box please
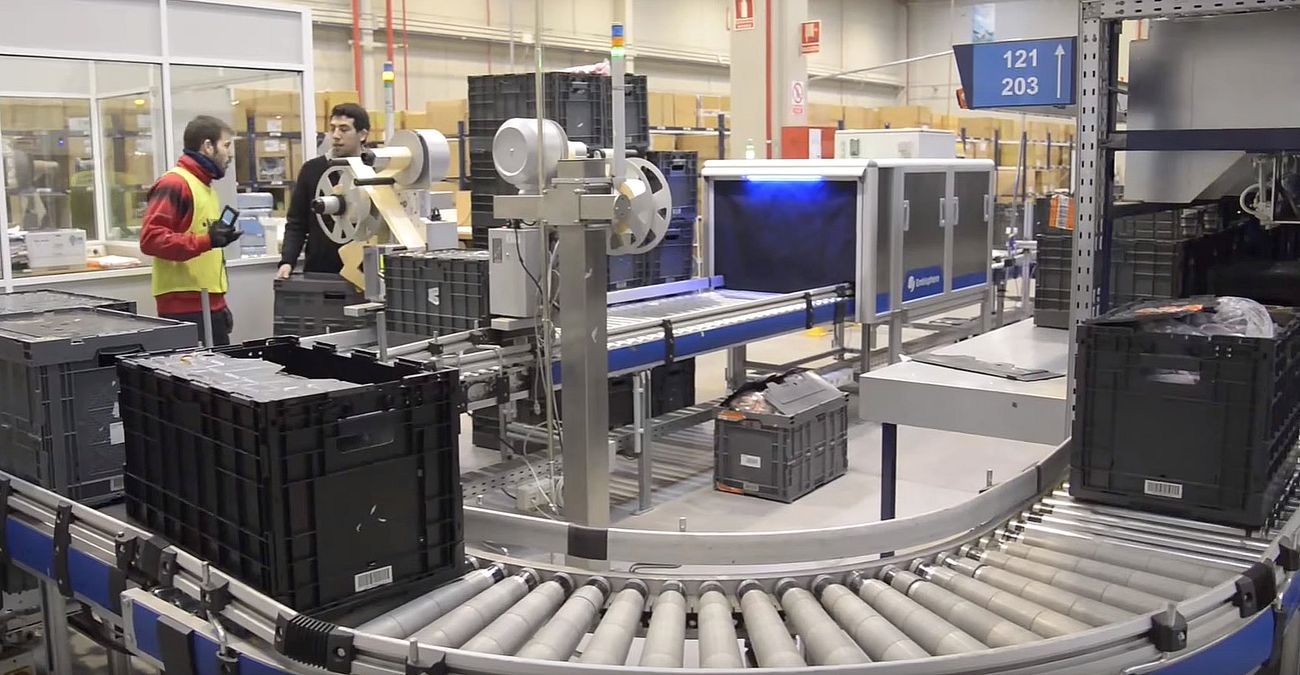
[939,198,947,228]
[902,200,910,232]
[950,196,960,226]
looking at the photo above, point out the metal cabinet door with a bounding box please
[952,169,994,291]
[898,170,948,305]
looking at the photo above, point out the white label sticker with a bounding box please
[427,287,441,306]
[1144,479,1183,500]
[110,476,124,492]
[109,422,125,445]
[808,128,823,159]
[354,565,394,592]
[263,139,285,152]
[740,453,762,469]
[111,401,120,419]
[266,117,284,133]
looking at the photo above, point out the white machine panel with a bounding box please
[836,129,957,160]
[488,227,543,319]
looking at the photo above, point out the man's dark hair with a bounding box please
[330,103,370,132]
[182,115,233,152]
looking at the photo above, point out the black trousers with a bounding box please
[162,307,234,346]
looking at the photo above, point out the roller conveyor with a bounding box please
[6,444,1300,674]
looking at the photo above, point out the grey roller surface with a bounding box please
[409,572,534,647]
[516,583,607,662]
[945,556,1131,626]
[886,570,1039,648]
[819,582,926,661]
[357,568,498,638]
[922,564,1090,638]
[977,549,1167,614]
[856,579,988,655]
[778,583,868,665]
[740,587,805,667]
[1018,530,1237,586]
[697,587,745,669]
[640,588,687,667]
[579,587,646,665]
[1000,541,1210,600]
[461,579,569,655]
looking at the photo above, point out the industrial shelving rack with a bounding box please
[1067,0,1300,419]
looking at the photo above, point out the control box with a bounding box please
[488,227,543,318]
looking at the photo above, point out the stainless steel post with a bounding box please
[199,287,215,347]
[888,312,903,364]
[106,650,132,675]
[39,581,73,675]
[558,222,612,527]
[376,310,389,362]
[634,370,653,514]
[725,345,748,391]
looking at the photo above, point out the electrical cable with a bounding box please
[495,433,561,518]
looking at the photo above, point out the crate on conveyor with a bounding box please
[384,249,491,338]
[117,337,464,613]
[0,308,196,503]
[1070,298,1300,528]
[714,370,849,503]
[1033,228,1072,329]
[273,272,372,337]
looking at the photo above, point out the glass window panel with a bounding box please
[169,66,305,219]
[96,61,164,243]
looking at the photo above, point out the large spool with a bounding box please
[608,157,671,255]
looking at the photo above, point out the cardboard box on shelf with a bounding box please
[649,93,669,127]
[445,138,462,178]
[676,133,722,161]
[843,107,880,130]
[253,113,302,134]
[700,95,724,113]
[959,138,995,160]
[455,190,471,226]
[425,99,468,135]
[673,94,697,128]
[651,133,677,151]
[998,118,1021,140]
[878,106,932,129]
[996,167,1022,200]
[808,103,844,127]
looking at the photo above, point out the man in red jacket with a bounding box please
[139,115,242,345]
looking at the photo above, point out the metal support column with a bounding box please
[888,313,904,364]
[725,346,748,391]
[634,370,654,514]
[106,649,132,674]
[39,582,73,675]
[861,323,875,373]
[558,223,612,528]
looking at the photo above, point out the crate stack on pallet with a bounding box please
[384,249,491,337]
[0,291,197,505]
[465,72,650,249]
[1071,303,1300,528]
[118,338,465,612]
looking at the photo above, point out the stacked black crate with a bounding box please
[466,72,650,252]
[641,150,699,286]
[118,339,464,613]
[384,249,492,337]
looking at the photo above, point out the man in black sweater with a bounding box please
[276,104,370,279]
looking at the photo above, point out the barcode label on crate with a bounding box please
[354,565,394,592]
[109,422,125,445]
[740,454,762,469]
[1144,479,1184,500]
[110,476,124,492]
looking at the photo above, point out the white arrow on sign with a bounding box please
[1054,44,1066,98]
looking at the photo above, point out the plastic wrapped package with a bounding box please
[1143,296,1276,338]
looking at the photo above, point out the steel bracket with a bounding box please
[275,613,354,673]
[1235,562,1278,618]
[1149,608,1188,653]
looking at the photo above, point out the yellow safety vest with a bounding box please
[151,166,228,297]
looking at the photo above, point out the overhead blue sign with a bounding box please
[954,36,1076,109]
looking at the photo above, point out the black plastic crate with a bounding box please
[118,338,464,612]
[467,73,649,151]
[1034,230,1072,329]
[715,371,849,503]
[1070,304,1300,528]
[0,309,197,503]
[0,289,135,315]
[645,150,699,219]
[1112,205,1222,241]
[640,223,695,285]
[608,254,639,291]
[273,273,372,337]
[385,249,491,338]
[1108,238,1199,306]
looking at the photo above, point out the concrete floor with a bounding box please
[58,306,1044,673]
